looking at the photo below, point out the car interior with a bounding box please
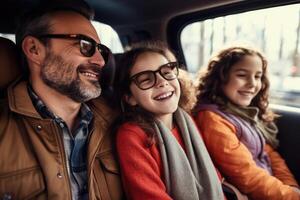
[1,0,300,185]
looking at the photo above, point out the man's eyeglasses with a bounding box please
[37,34,110,63]
[130,62,179,90]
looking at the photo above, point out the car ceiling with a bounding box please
[0,0,241,34]
[87,0,240,27]
[1,0,299,47]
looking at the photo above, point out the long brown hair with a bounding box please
[112,44,194,146]
[195,46,274,123]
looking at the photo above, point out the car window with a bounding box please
[181,3,300,107]
[0,34,15,42]
[0,21,123,53]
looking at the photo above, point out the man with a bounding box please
[0,2,123,200]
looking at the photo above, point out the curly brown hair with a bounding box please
[195,46,274,123]
[178,68,198,113]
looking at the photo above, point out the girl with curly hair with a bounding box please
[193,46,300,200]
[112,43,224,200]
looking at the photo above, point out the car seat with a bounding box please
[0,37,21,98]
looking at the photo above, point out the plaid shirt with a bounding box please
[28,85,93,200]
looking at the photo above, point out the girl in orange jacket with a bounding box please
[193,46,300,200]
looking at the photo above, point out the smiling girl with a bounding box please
[113,44,224,200]
[193,46,300,200]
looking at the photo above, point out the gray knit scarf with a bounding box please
[154,108,224,200]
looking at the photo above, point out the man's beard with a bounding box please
[41,52,102,102]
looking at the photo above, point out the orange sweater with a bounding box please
[195,110,300,200]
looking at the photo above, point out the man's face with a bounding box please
[41,51,102,102]
[40,11,106,102]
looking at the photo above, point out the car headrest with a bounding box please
[113,53,123,65]
[99,52,124,106]
[100,51,115,90]
[0,37,21,90]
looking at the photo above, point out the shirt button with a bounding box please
[59,123,64,128]
[57,172,63,179]
[2,193,12,200]
[36,125,42,131]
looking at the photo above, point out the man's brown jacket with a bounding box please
[0,80,124,200]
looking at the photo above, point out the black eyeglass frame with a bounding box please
[129,62,180,90]
[36,34,110,62]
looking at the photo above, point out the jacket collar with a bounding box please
[7,79,42,119]
[7,78,117,122]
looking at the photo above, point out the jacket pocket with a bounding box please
[99,153,119,175]
[93,151,124,200]
[0,166,45,200]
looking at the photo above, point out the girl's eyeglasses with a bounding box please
[36,34,110,63]
[130,62,179,90]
